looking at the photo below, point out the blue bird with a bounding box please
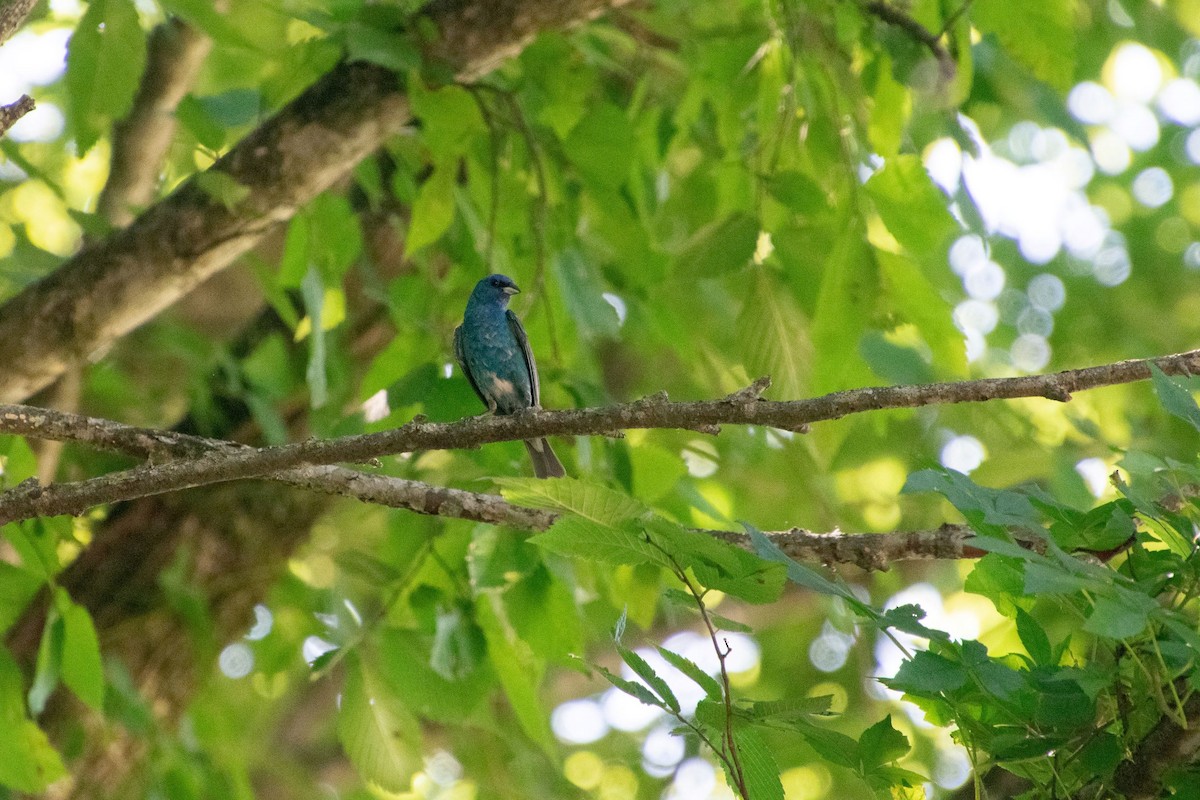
[454,274,565,479]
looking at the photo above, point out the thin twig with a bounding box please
[861,0,955,73]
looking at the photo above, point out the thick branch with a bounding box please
[1114,692,1200,800]
[98,17,215,227]
[0,347,1195,523]
[0,0,634,403]
[0,0,35,45]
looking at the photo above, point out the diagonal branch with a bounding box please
[0,0,636,403]
[97,15,217,227]
[0,0,36,46]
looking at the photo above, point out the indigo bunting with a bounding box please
[454,274,565,479]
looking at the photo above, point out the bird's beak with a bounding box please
[503,285,520,295]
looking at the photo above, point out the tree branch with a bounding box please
[97,16,216,227]
[1,347,1195,520]
[0,93,33,138]
[0,0,35,46]
[861,0,954,74]
[0,347,1191,565]
[0,0,636,403]
[1113,691,1200,800]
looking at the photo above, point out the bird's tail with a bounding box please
[524,438,565,479]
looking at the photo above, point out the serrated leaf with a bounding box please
[500,477,646,524]
[616,644,679,712]
[858,715,909,771]
[886,650,967,694]
[658,646,723,699]
[65,0,147,153]
[745,523,853,600]
[739,268,811,400]
[337,655,421,792]
[56,591,104,711]
[732,727,785,800]
[592,662,663,709]
[531,517,669,568]
[737,696,833,722]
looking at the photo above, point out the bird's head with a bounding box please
[472,274,521,305]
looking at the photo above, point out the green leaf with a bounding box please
[405,165,456,256]
[738,268,811,399]
[1015,608,1052,665]
[763,170,827,215]
[28,610,63,717]
[477,597,555,758]
[732,726,785,800]
[373,629,494,724]
[745,524,853,600]
[307,193,363,282]
[563,103,635,189]
[0,562,42,636]
[301,265,329,409]
[876,251,966,375]
[971,0,1076,90]
[903,469,1043,532]
[194,170,252,211]
[531,516,668,568]
[56,591,104,711]
[616,644,679,712]
[0,720,67,792]
[556,248,620,339]
[337,654,421,792]
[1150,364,1200,433]
[657,646,723,699]
[675,213,759,277]
[590,661,663,709]
[502,476,646,522]
[430,604,486,681]
[341,22,421,72]
[65,0,147,153]
[886,651,967,694]
[410,81,487,163]
[1083,594,1153,639]
[858,715,910,771]
[1024,562,1091,595]
[864,156,958,258]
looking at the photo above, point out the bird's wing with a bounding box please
[454,324,488,407]
[506,309,540,407]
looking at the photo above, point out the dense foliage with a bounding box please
[0,0,1198,798]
